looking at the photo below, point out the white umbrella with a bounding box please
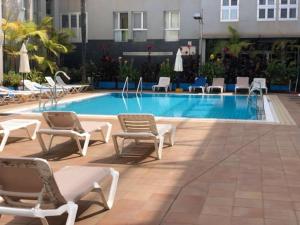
[19,43,31,90]
[174,48,183,72]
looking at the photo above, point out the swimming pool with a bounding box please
[30,93,264,120]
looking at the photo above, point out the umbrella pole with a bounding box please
[23,73,25,90]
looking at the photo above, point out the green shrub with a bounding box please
[199,62,225,83]
[266,60,296,85]
[160,58,175,81]
[27,70,45,84]
[119,59,139,82]
[3,71,22,87]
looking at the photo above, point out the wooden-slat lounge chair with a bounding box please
[0,119,41,151]
[37,111,112,156]
[0,156,119,225]
[112,114,176,160]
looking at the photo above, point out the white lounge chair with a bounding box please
[235,77,250,94]
[0,119,41,151]
[37,111,112,156]
[0,87,36,102]
[45,76,74,94]
[207,78,225,93]
[152,77,171,92]
[112,114,176,160]
[0,156,119,225]
[251,78,268,94]
[56,76,90,93]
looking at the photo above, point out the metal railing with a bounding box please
[122,77,129,95]
[248,81,265,120]
[136,77,143,94]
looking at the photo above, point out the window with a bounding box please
[257,0,276,20]
[61,15,69,28]
[60,13,87,43]
[221,0,239,22]
[164,11,180,42]
[132,12,147,42]
[114,12,129,42]
[279,0,298,20]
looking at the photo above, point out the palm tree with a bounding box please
[2,17,74,73]
[80,0,87,83]
[213,26,251,58]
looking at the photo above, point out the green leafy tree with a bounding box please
[2,17,74,74]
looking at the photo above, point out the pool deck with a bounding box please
[1,92,300,225]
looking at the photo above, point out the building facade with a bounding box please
[51,0,300,69]
[2,0,300,77]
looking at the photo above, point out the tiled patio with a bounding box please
[1,94,300,225]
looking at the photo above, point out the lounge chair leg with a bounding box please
[66,202,78,225]
[0,131,10,152]
[112,135,121,156]
[169,126,176,146]
[37,133,48,152]
[30,121,41,140]
[94,168,119,209]
[48,135,55,151]
[154,137,164,160]
[100,123,112,143]
[40,217,49,225]
[76,134,91,156]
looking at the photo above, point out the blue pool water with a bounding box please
[31,93,260,120]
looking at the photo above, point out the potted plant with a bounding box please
[3,71,22,90]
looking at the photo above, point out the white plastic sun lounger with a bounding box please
[251,78,268,94]
[207,78,225,93]
[235,77,250,94]
[0,119,41,151]
[112,114,176,160]
[45,76,74,94]
[0,157,119,225]
[56,76,90,93]
[152,77,171,92]
[0,87,36,102]
[37,111,112,156]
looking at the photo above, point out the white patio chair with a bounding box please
[152,77,171,92]
[56,76,90,93]
[37,111,112,156]
[207,78,225,93]
[251,78,268,94]
[0,156,119,225]
[235,77,250,94]
[112,114,176,160]
[0,119,41,151]
[45,76,74,94]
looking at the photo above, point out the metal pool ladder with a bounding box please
[248,82,265,120]
[136,77,143,94]
[122,77,129,95]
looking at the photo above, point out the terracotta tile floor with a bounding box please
[0,94,300,225]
